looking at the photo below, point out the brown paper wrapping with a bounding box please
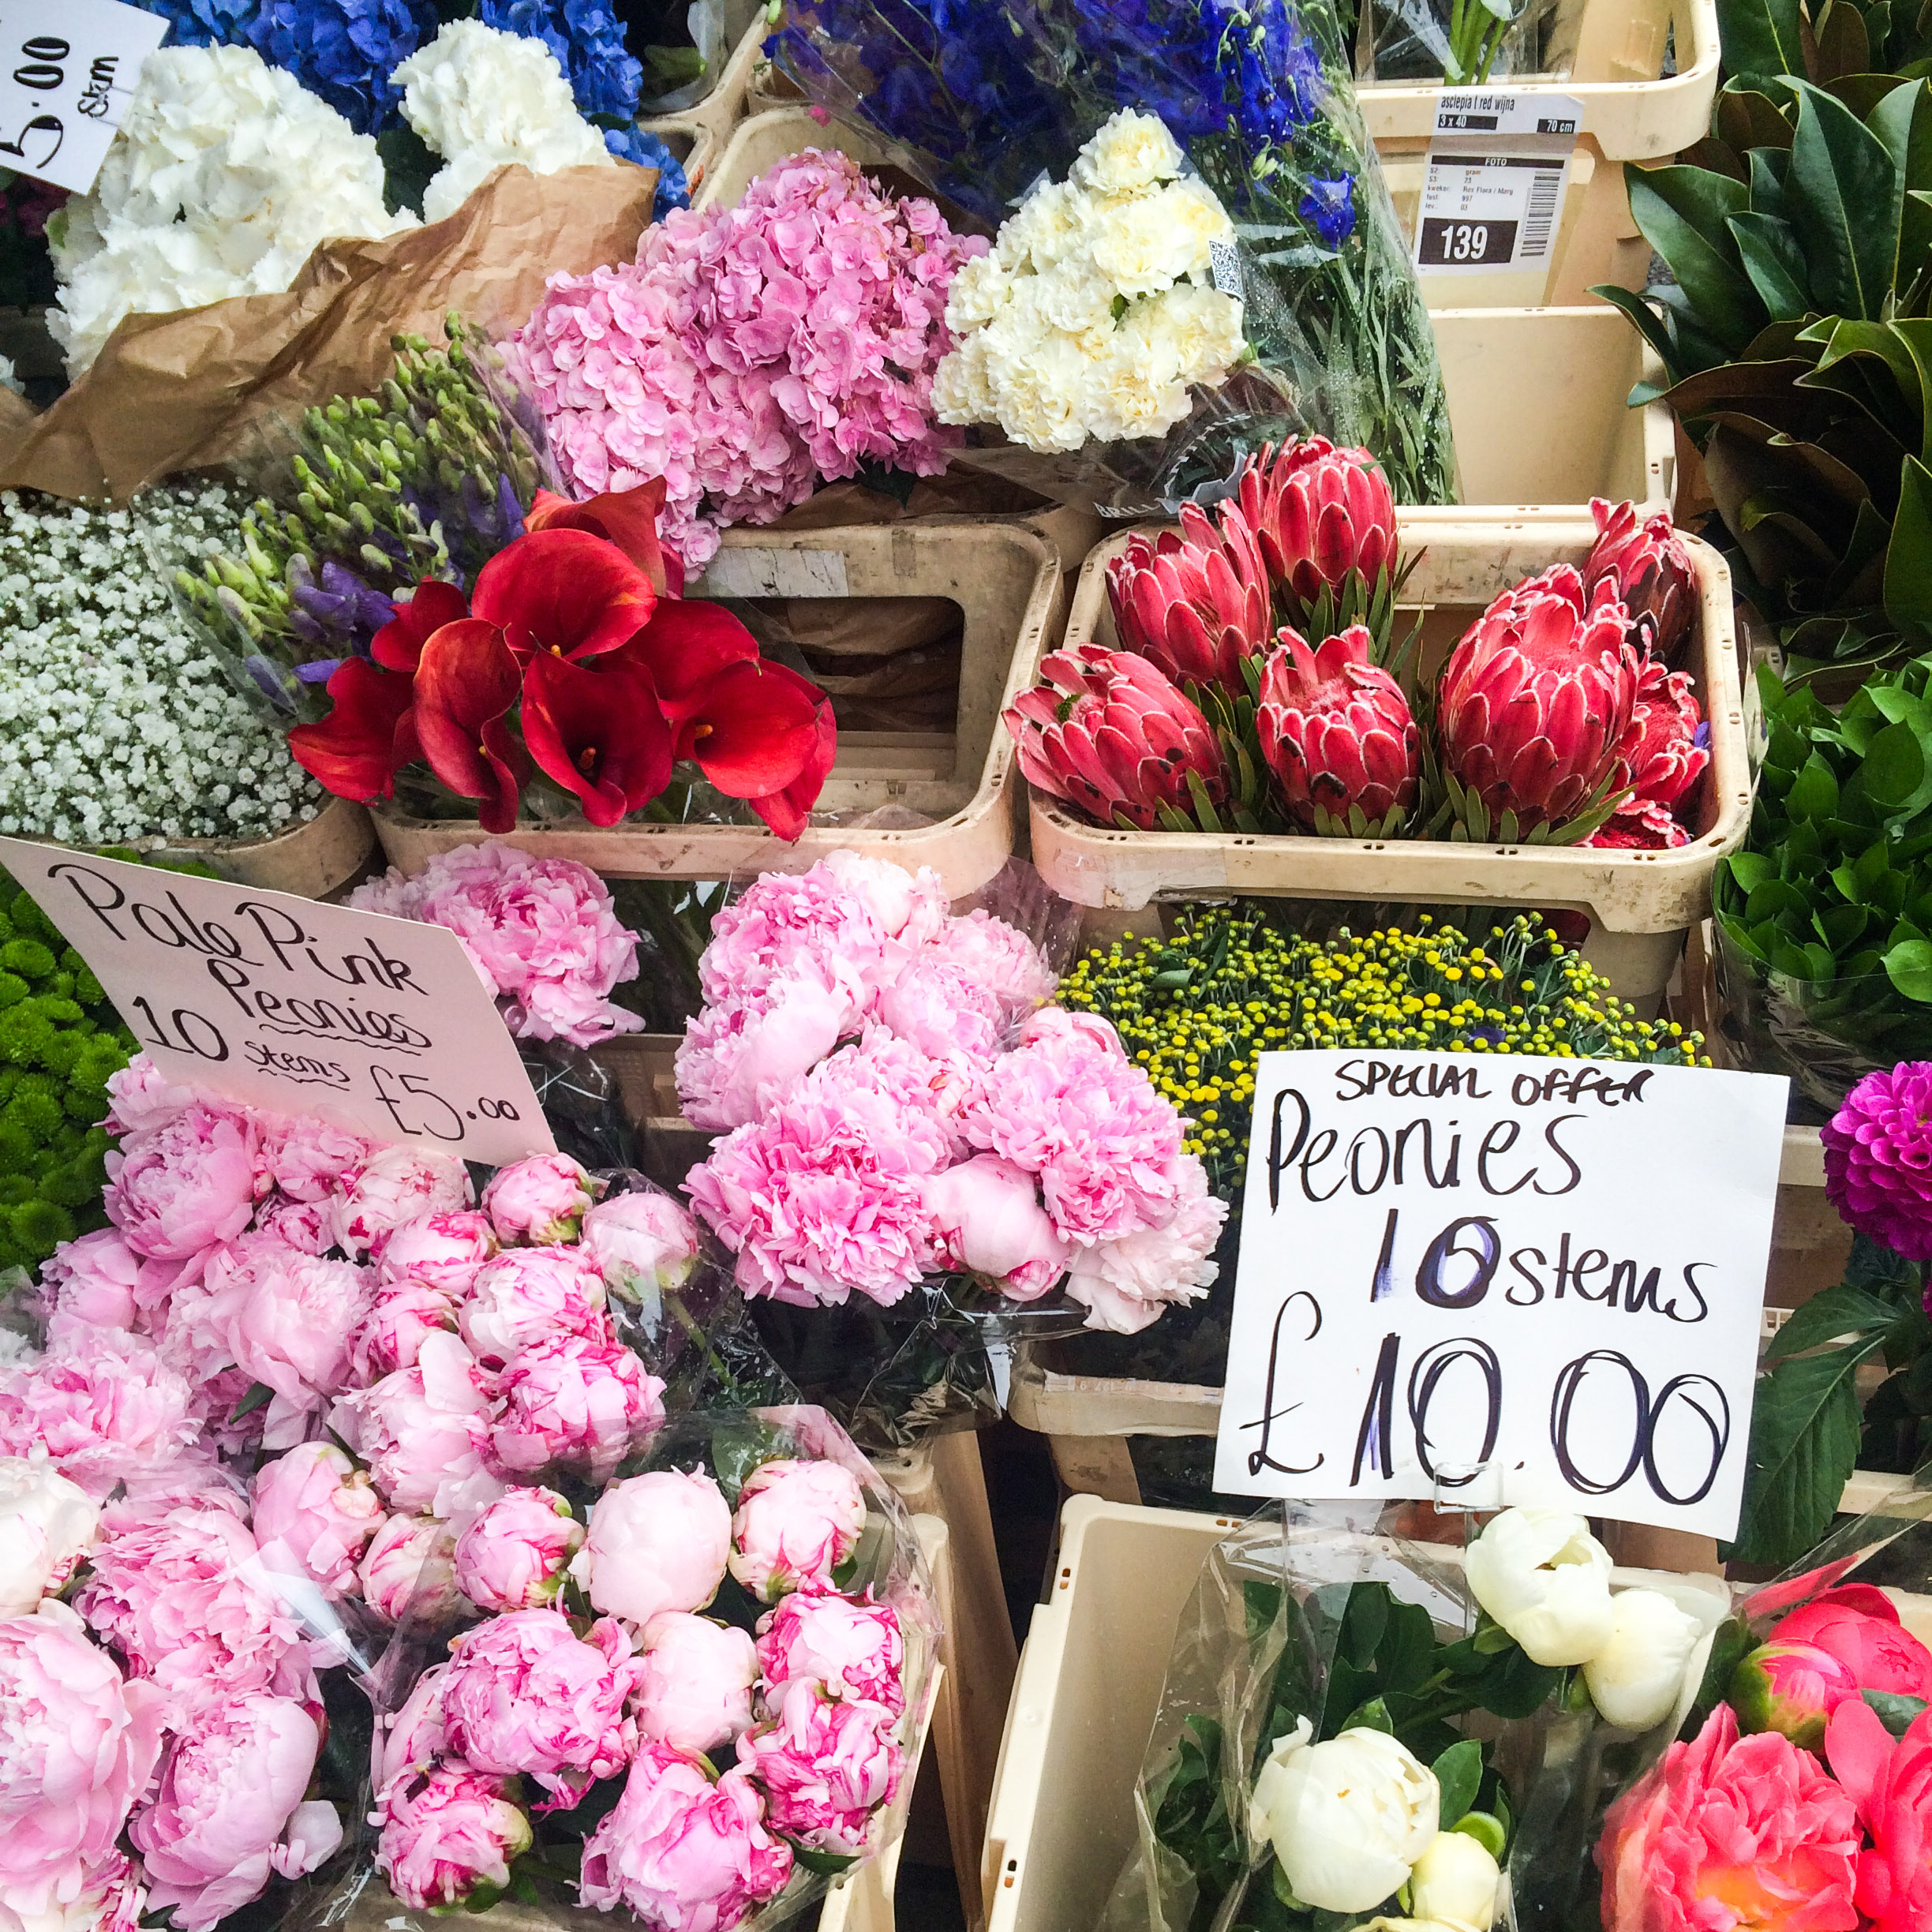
[0,163,654,504]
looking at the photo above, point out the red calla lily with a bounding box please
[372,579,469,673]
[521,650,672,827]
[619,598,761,727]
[287,658,418,803]
[472,528,657,666]
[526,481,683,597]
[673,655,830,806]
[745,681,837,841]
[412,620,528,834]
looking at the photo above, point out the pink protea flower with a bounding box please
[1823,1063,1932,1264]
[757,1589,905,1713]
[1586,496,1698,668]
[72,1489,305,1718]
[351,844,644,1049]
[1256,624,1421,832]
[250,1442,384,1601]
[924,1153,1069,1301]
[489,1333,666,1483]
[737,1676,901,1855]
[358,1513,468,1625]
[481,1152,599,1247]
[459,1247,612,1368]
[352,1275,465,1382]
[1825,1698,1932,1932]
[376,1762,534,1911]
[452,1486,583,1613]
[129,1694,339,1932]
[202,1240,372,1431]
[441,1608,645,1802]
[329,1145,474,1261]
[105,1102,258,1261]
[1233,437,1398,605]
[579,1188,702,1304]
[575,1468,732,1629]
[0,1603,166,1916]
[333,1331,493,1515]
[0,1333,200,1497]
[578,1744,793,1929]
[1597,1705,1859,1932]
[1106,500,1271,689]
[378,1209,499,1294]
[635,1612,759,1755]
[1063,1155,1226,1335]
[271,1119,377,1204]
[1589,657,1709,852]
[729,1458,867,1604]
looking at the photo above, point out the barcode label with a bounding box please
[1520,163,1562,260]
[1208,238,1244,298]
[1415,151,1574,275]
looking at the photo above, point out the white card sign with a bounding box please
[0,838,555,1164]
[0,0,165,194]
[1415,91,1582,275]
[1212,1050,1788,1538]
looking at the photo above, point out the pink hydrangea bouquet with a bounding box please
[361,1407,934,1931]
[507,150,987,571]
[680,852,1223,1337]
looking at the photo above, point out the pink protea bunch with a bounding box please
[1436,564,1642,841]
[1822,1061,1932,1264]
[1256,623,1421,834]
[1233,437,1398,608]
[1586,496,1698,668]
[1005,644,1230,832]
[1106,500,1271,689]
[507,151,986,572]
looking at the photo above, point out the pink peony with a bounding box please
[1822,1061,1932,1263]
[736,1676,900,1855]
[271,1118,376,1204]
[453,1486,583,1612]
[0,1850,145,1932]
[102,1053,193,1137]
[250,1442,384,1601]
[925,1153,1069,1301]
[329,1144,474,1260]
[916,906,1055,1009]
[352,844,644,1049]
[676,974,858,1134]
[370,1661,450,1799]
[358,1514,468,1625]
[202,1241,371,1428]
[1597,1704,1860,1932]
[489,1333,665,1482]
[1771,1585,1932,1702]
[377,1208,498,1293]
[1062,1157,1226,1335]
[353,1275,465,1382]
[1825,1697,1932,1932]
[0,1333,200,1497]
[481,1152,598,1246]
[0,1603,166,1916]
[105,1101,258,1261]
[757,1589,905,1713]
[440,1608,645,1801]
[578,1744,793,1932]
[375,1762,534,1911]
[459,1246,612,1368]
[728,1458,867,1603]
[252,1192,331,1254]
[1017,1006,1126,1056]
[129,1694,340,1932]
[1731,1640,1861,1750]
[576,1468,732,1628]
[875,954,1010,1067]
[39,1228,144,1342]
[814,852,949,952]
[0,1457,98,1616]
[72,1489,305,1717]
[334,1331,493,1515]
[635,1613,758,1755]
[580,1188,702,1303]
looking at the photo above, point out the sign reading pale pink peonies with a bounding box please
[0,838,552,1165]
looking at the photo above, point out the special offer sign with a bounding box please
[1212,1050,1788,1538]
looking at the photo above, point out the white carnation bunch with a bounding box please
[50,46,415,376]
[392,21,612,224]
[932,109,1246,454]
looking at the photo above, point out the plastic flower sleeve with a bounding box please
[294,1403,938,1932]
[1363,0,1553,84]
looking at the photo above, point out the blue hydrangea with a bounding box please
[603,125,691,220]
[1298,172,1355,249]
[246,0,436,132]
[481,0,643,122]
[135,0,258,48]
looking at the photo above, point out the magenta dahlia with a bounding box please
[1822,1061,1932,1263]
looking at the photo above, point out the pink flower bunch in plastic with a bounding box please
[351,843,644,1050]
[508,150,987,571]
[679,856,1219,1331]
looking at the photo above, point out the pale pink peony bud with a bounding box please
[202,1241,371,1425]
[352,1276,464,1383]
[757,1589,905,1713]
[736,1676,901,1855]
[580,1189,702,1304]
[635,1613,758,1755]
[105,1103,257,1261]
[489,1335,665,1483]
[249,1442,383,1600]
[482,1153,597,1247]
[453,1486,583,1613]
[925,1153,1069,1302]
[358,1514,466,1625]
[575,1468,731,1629]
[272,1119,377,1204]
[377,1209,498,1294]
[370,1662,450,1802]
[333,1331,492,1515]
[459,1248,611,1368]
[0,1456,98,1616]
[729,1459,867,1603]
[376,1762,532,1911]
[40,1228,143,1341]
[330,1146,474,1261]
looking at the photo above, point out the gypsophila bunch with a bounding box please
[49,45,416,375]
[934,110,1246,453]
[0,484,321,846]
[1058,907,1706,1198]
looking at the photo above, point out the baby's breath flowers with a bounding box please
[1058,906,1706,1200]
[0,484,320,846]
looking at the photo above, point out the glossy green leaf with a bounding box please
[1886,455,1932,644]
[1432,1740,1484,1832]
[1786,81,1906,317]
[1861,721,1930,807]
[1870,78,1932,291]
[1717,0,1805,87]
[1725,851,1779,893]
[1589,278,1691,386]
[1788,751,1843,818]
[1627,167,1768,351]
[1887,936,1932,997]
[1728,210,1814,316]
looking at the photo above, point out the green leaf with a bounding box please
[1788,751,1843,819]
[1786,80,1905,318]
[1627,167,1768,351]
[1346,1695,1395,1734]
[1729,210,1814,316]
[1885,935,1932,998]
[788,1844,860,1877]
[1860,721,1930,808]
[230,1380,274,1422]
[1724,851,1780,893]
[1432,1739,1484,1830]
[1765,1280,1902,1361]
[1716,0,1805,87]
[1589,279,1694,386]
[1887,455,1932,645]
[1869,79,1932,294]
[1863,1689,1930,1736]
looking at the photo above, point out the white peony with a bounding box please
[392,21,613,223]
[1072,108,1185,196]
[1409,1829,1501,1929]
[0,1456,97,1616]
[1582,1586,1707,1731]
[1464,1509,1616,1667]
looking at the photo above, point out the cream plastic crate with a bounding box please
[638,11,771,200]
[981,1498,1927,1932]
[369,520,1055,898]
[1027,519,1748,1007]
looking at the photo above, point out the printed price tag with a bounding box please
[1415,89,1582,277]
[1211,1050,1788,1539]
[0,838,556,1163]
[0,0,165,195]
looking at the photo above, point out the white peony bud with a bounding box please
[0,1455,98,1616]
[1410,1827,1501,1929]
[1464,1508,1615,1667]
[1582,1586,1706,1731]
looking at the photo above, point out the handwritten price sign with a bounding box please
[0,0,165,195]
[1211,1050,1788,1538]
[0,838,554,1164]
